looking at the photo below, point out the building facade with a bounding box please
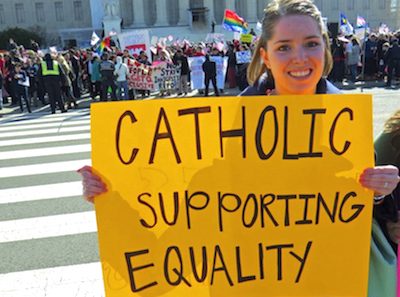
[0,0,399,47]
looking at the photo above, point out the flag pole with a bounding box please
[360,25,367,93]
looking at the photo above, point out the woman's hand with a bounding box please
[77,165,107,203]
[359,165,400,197]
[386,211,400,244]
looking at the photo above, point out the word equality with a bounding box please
[115,105,354,165]
[125,241,313,293]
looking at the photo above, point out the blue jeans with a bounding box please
[116,81,129,100]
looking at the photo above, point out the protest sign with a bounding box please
[91,94,374,297]
[240,33,254,43]
[127,62,180,91]
[152,61,181,92]
[188,56,228,89]
[235,50,252,64]
[127,63,154,91]
[206,33,225,42]
[118,30,152,62]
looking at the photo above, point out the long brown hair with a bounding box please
[247,0,333,85]
[384,110,400,134]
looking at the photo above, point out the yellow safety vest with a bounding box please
[41,61,60,76]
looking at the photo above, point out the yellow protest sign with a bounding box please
[240,33,254,43]
[91,95,374,297]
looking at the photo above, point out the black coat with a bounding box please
[202,60,217,78]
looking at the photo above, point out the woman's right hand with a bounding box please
[77,165,107,203]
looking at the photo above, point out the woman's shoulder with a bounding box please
[323,79,341,94]
[239,73,271,96]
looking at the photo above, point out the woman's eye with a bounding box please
[306,41,320,48]
[277,45,290,51]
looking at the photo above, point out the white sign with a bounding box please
[118,30,152,62]
[188,56,228,90]
[235,50,252,64]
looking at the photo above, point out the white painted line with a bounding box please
[0,114,90,126]
[0,211,97,243]
[0,159,91,178]
[0,126,90,138]
[0,144,91,160]
[0,110,89,121]
[0,262,105,297]
[0,133,90,146]
[0,119,90,132]
[0,181,83,204]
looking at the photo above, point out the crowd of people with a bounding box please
[1,22,399,114]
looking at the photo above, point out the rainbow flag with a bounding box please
[356,15,366,28]
[222,9,248,33]
[96,36,111,55]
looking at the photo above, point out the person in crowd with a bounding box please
[137,50,151,98]
[13,63,31,113]
[32,56,46,106]
[172,49,189,96]
[365,33,378,79]
[30,39,40,52]
[226,43,237,88]
[369,110,400,297]
[38,53,67,114]
[67,50,82,100]
[78,9,400,297]
[379,42,391,79]
[202,54,219,97]
[57,54,78,109]
[84,51,95,99]
[329,37,346,83]
[346,37,361,83]
[25,58,39,107]
[99,52,117,101]
[90,54,102,100]
[114,56,129,100]
[157,49,173,97]
[374,110,400,248]
[385,38,400,87]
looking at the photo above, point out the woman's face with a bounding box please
[260,15,325,95]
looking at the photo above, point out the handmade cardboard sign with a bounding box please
[91,95,374,297]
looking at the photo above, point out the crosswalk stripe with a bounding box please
[0,109,90,120]
[0,159,91,178]
[0,211,97,243]
[0,126,90,138]
[0,262,104,297]
[0,181,83,204]
[0,144,91,160]
[0,119,90,132]
[0,114,90,127]
[0,133,90,146]
[0,106,105,296]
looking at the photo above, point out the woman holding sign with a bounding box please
[79,0,400,294]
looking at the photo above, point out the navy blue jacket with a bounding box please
[240,72,340,96]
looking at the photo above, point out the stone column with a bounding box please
[154,0,169,26]
[205,0,215,22]
[247,0,258,22]
[225,0,235,10]
[133,0,145,27]
[178,0,189,25]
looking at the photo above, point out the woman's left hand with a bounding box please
[359,165,400,196]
